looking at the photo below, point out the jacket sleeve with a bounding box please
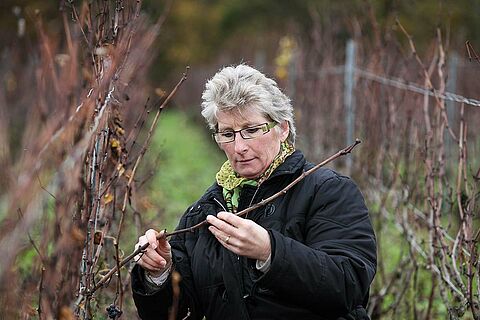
[257,174,377,316]
[131,207,204,320]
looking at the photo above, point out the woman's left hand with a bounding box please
[206,211,271,261]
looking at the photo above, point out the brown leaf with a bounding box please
[94,231,103,245]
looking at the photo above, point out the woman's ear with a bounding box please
[279,121,289,142]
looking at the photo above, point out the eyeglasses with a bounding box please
[213,122,278,143]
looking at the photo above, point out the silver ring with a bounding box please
[224,235,231,244]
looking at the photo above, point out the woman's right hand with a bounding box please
[134,229,172,277]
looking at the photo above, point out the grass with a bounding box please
[143,110,225,231]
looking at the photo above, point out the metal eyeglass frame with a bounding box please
[213,122,278,143]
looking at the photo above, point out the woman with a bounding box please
[131,64,377,320]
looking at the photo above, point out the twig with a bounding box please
[395,19,457,141]
[425,272,436,320]
[123,97,151,159]
[88,139,361,294]
[17,208,47,264]
[475,167,480,181]
[116,67,189,242]
[37,267,45,320]
[386,261,415,315]
[36,173,58,201]
[27,232,46,266]
[397,207,465,298]
[127,68,189,188]
[367,255,411,316]
[113,239,124,310]
[115,105,154,181]
[181,310,192,320]
[66,0,91,49]
[465,41,480,64]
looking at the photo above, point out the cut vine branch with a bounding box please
[117,67,189,241]
[89,139,361,294]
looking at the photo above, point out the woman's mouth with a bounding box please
[237,158,254,164]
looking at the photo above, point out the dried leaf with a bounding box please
[104,193,114,205]
[110,138,122,157]
[115,126,125,136]
[94,231,103,245]
[117,163,125,176]
[111,139,120,148]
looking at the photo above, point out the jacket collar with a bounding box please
[267,150,306,180]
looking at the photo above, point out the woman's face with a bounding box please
[216,108,289,179]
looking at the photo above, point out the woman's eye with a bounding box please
[245,127,260,134]
[221,131,234,138]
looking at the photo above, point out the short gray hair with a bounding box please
[201,64,296,144]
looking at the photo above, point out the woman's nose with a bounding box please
[234,134,249,153]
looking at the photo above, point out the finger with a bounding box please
[134,242,145,262]
[208,226,238,248]
[134,252,142,263]
[141,251,168,269]
[144,229,171,256]
[219,236,240,255]
[144,247,167,265]
[145,229,159,249]
[157,229,167,239]
[217,211,246,227]
[206,215,238,236]
[135,236,150,261]
[155,230,171,253]
[208,225,226,240]
[138,258,164,273]
[137,235,148,247]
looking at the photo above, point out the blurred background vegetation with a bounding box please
[0,0,479,319]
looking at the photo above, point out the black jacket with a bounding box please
[132,151,377,319]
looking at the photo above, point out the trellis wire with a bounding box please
[355,68,480,107]
[308,64,480,107]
